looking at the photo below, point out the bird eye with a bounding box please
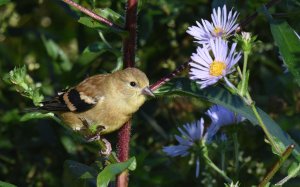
[130,81,137,87]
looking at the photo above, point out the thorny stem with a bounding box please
[150,62,189,91]
[122,0,138,67]
[258,144,295,187]
[117,0,138,186]
[62,0,123,30]
[117,121,131,187]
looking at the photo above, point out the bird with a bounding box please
[39,67,154,140]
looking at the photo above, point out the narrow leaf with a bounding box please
[42,36,72,71]
[20,112,55,122]
[261,8,300,86]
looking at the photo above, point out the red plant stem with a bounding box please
[122,0,138,67]
[117,0,138,187]
[150,62,189,91]
[238,0,282,31]
[62,0,123,30]
[116,121,131,187]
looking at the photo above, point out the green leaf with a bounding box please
[97,157,136,187]
[260,8,300,86]
[78,17,127,35]
[77,42,121,65]
[42,36,72,72]
[276,162,300,185]
[154,78,300,158]
[288,162,300,177]
[78,17,106,29]
[60,135,77,154]
[20,112,55,122]
[0,0,10,6]
[6,66,44,106]
[63,160,97,187]
[93,8,124,27]
[0,181,17,187]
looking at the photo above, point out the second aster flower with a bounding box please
[163,118,218,177]
[189,38,241,89]
[187,5,239,46]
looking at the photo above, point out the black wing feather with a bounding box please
[39,88,96,112]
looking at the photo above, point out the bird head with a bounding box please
[112,68,154,113]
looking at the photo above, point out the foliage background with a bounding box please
[0,0,300,186]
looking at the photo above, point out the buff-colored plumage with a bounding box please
[41,68,153,136]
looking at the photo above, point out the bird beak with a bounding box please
[142,87,155,97]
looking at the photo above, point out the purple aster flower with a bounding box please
[206,105,245,128]
[163,119,204,158]
[187,5,239,46]
[189,38,241,88]
[163,118,220,177]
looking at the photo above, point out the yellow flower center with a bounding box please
[209,61,226,76]
[213,27,223,36]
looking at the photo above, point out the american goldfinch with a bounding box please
[40,68,153,137]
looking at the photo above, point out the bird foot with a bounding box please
[85,134,112,156]
[100,138,112,156]
[86,134,101,142]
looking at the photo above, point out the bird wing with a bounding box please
[40,74,108,112]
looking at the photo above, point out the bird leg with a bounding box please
[79,117,112,156]
[100,138,112,156]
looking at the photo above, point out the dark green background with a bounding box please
[0,0,300,186]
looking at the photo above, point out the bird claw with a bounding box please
[100,138,112,156]
[86,134,101,142]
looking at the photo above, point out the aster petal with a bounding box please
[190,69,211,79]
[197,78,219,89]
[187,5,239,46]
[206,105,245,128]
[178,127,191,141]
[175,135,193,146]
[203,123,220,143]
[195,156,200,178]
[163,145,190,157]
[189,61,210,71]
[183,119,204,141]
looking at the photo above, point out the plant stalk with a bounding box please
[251,104,281,154]
[150,62,189,91]
[240,52,249,97]
[204,155,232,183]
[258,144,295,187]
[62,0,123,30]
[117,0,138,186]
[233,132,239,179]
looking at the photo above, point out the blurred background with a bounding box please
[0,0,300,186]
